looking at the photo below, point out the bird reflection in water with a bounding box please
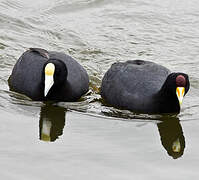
[39,103,66,142]
[157,116,185,159]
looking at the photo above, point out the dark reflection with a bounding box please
[39,103,66,142]
[157,116,185,159]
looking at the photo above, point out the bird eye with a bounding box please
[56,69,61,75]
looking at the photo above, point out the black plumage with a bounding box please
[101,60,190,114]
[8,48,89,101]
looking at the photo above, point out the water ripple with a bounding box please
[0,0,198,120]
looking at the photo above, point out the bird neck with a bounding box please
[156,84,180,114]
[45,82,65,100]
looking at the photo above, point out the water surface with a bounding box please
[0,0,199,179]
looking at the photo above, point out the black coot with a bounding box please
[8,48,89,101]
[101,60,190,114]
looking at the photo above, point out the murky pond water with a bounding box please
[0,0,199,179]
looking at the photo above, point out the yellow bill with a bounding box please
[172,138,181,153]
[44,63,55,96]
[176,87,185,105]
[41,119,52,142]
